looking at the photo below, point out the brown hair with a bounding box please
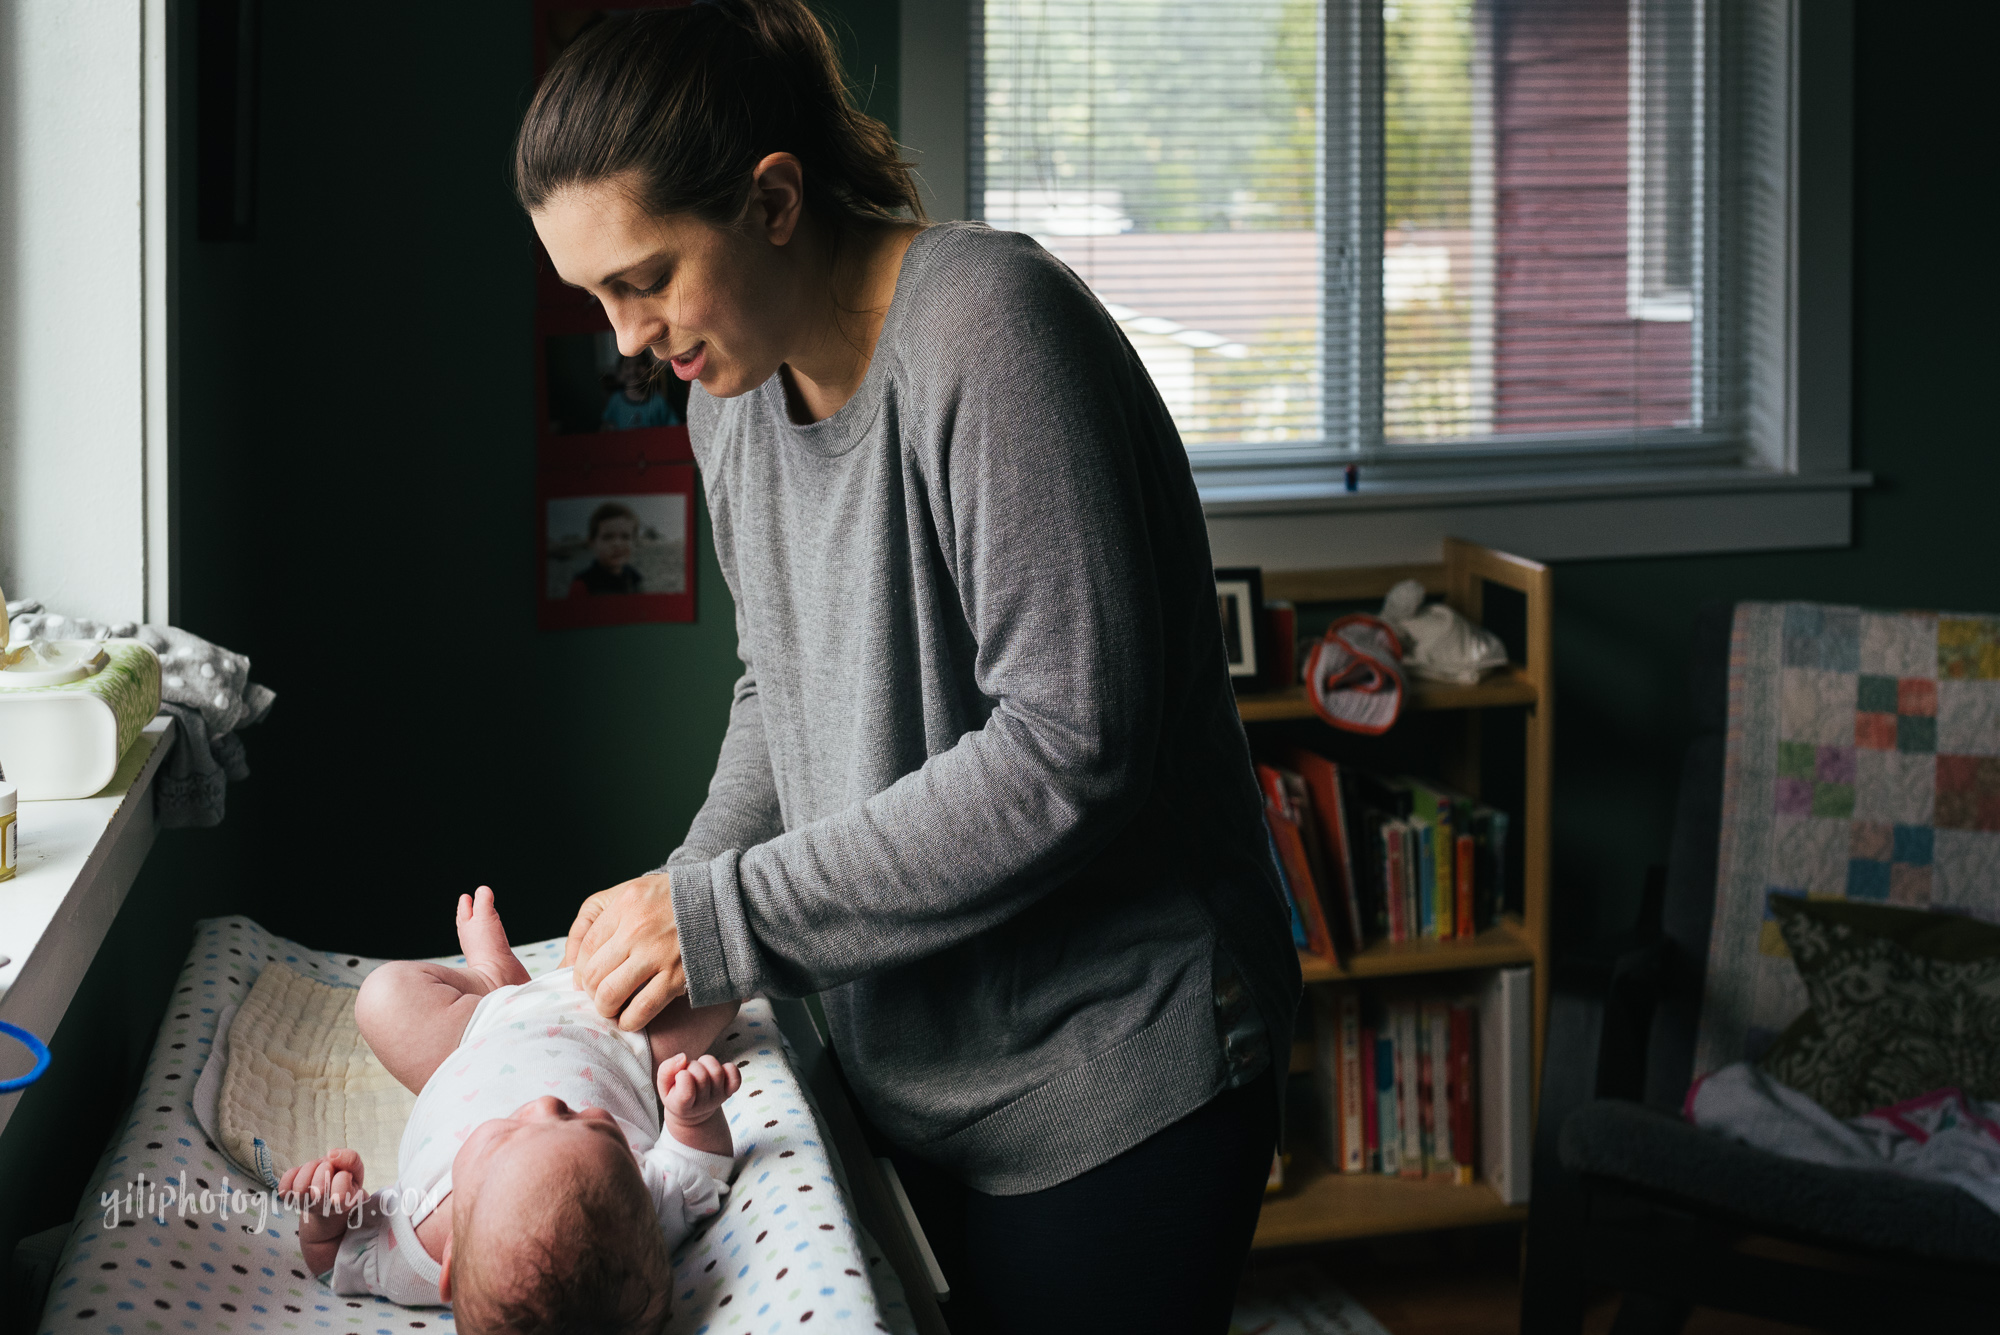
[513,0,924,233]
[587,502,638,542]
[451,1164,670,1335]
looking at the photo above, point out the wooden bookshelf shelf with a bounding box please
[1235,664,1539,723]
[1236,539,1552,1252]
[1256,1150,1528,1249]
[1295,919,1535,985]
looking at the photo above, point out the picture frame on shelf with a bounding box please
[1215,566,1265,690]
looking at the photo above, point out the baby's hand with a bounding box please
[658,1053,741,1126]
[281,1149,367,1249]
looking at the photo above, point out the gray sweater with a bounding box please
[668,222,1300,1194]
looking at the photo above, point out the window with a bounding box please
[970,0,1753,465]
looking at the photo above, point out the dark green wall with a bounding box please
[0,0,1983,1288]
[1546,5,1989,944]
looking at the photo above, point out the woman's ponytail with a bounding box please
[513,0,925,231]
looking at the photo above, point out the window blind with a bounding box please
[971,0,1718,455]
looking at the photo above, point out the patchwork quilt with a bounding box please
[1696,603,2000,1073]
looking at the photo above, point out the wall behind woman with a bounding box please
[0,0,902,1279]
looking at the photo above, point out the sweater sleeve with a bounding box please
[663,494,785,872]
[672,245,1168,1005]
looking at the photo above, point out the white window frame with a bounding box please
[906,0,1863,567]
[0,0,174,624]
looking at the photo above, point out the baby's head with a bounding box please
[446,1097,669,1335]
[587,503,638,573]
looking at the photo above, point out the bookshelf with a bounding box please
[1240,537,1551,1250]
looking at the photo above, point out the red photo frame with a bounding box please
[535,305,693,463]
[538,454,697,629]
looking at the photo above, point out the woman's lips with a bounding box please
[668,342,707,381]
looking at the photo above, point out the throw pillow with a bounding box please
[1757,897,2000,1117]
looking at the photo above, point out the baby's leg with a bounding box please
[644,996,741,1080]
[356,960,500,1094]
[355,887,532,1094]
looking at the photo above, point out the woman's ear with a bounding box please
[748,153,806,247]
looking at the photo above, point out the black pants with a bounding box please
[886,1068,1278,1335]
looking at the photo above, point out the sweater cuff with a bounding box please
[670,853,745,1008]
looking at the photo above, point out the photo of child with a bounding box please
[544,330,687,435]
[545,493,687,599]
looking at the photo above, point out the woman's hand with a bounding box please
[563,872,687,1031]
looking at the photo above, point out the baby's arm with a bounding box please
[658,1054,742,1159]
[279,1150,368,1279]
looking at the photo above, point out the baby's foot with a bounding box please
[457,886,530,991]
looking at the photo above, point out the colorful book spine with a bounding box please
[1412,819,1436,939]
[1455,833,1477,940]
[1433,813,1455,939]
[1394,1002,1424,1178]
[1265,812,1310,949]
[1450,1003,1478,1185]
[1338,991,1365,1174]
[1258,765,1339,963]
[1374,1029,1400,1176]
[1415,1007,1437,1174]
[1359,1025,1379,1173]
[1383,822,1408,943]
[1425,1001,1455,1180]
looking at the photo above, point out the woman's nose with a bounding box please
[606,301,666,359]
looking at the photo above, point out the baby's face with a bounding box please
[453,1096,636,1214]
[591,518,637,571]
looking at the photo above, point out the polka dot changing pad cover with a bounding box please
[37,917,919,1335]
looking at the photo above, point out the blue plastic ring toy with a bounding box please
[0,1021,52,1093]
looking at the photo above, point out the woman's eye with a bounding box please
[634,275,668,297]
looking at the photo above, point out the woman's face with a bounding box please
[532,164,804,400]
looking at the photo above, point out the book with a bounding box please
[1449,1003,1478,1185]
[1394,1002,1423,1178]
[1382,822,1409,943]
[1424,1001,1455,1179]
[1359,1025,1379,1173]
[1478,966,1533,1204]
[1415,1005,1437,1173]
[1283,748,1366,956]
[1263,815,1311,950]
[1280,767,1352,963]
[1455,833,1477,940]
[1411,818,1436,939]
[1337,990,1365,1173]
[1473,806,1512,928]
[1258,765,1340,963]
[1374,1029,1400,1176]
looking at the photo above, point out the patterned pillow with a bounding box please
[1758,897,2000,1117]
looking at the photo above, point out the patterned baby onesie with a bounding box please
[328,968,734,1304]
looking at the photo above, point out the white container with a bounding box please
[0,641,161,799]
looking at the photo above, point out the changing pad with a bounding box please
[35,916,919,1335]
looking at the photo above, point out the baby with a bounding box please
[282,887,740,1334]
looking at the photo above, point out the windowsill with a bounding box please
[1199,464,1873,568]
[0,715,176,1138]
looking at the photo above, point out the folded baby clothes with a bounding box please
[1380,579,1509,685]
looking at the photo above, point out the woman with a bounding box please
[521,4,1301,1329]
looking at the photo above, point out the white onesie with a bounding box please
[327,967,734,1306]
